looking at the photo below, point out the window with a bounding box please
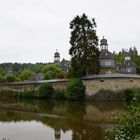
[105,61,111,66]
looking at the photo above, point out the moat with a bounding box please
[0,98,127,140]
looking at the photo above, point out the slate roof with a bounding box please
[60,59,71,69]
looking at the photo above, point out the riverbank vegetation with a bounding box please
[13,79,85,101]
[105,88,140,140]
[122,88,140,102]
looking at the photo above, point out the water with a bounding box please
[0,98,126,140]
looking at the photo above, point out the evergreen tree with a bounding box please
[133,46,138,55]
[69,13,100,77]
[129,47,133,54]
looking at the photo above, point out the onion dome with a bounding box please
[54,51,60,57]
[100,37,108,46]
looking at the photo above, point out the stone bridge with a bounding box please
[0,74,140,100]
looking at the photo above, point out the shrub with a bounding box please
[15,91,34,98]
[123,89,134,102]
[65,79,85,100]
[0,75,5,83]
[5,73,16,82]
[18,69,32,81]
[38,83,54,98]
[105,104,140,140]
[53,89,65,100]
[123,88,140,102]
[132,88,140,100]
[105,101,140,140]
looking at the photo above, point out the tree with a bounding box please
[69,13,100,77]
[133,46,138,55]
[115,51,125,63]
[0,67,6,75]
[65,79,85,100]
[18,69,32,81]
[5,73,16,82]
[38,83,54,98]
[41,64,65,80]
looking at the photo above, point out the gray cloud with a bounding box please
[0,0,140,63]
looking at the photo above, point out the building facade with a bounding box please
[99,37,116,74]
[54,50,70,71]
[117,52,136,74]
[99,37,136,74]
[54,37,136,74]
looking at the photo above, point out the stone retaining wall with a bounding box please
[83,78,140,100]
[0,74,140,100]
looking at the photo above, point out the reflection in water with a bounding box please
[0,121,72,140]
[0,98,126,140]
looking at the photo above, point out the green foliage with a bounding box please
[115,52,125,63]
[38,83,54,98]
[106,104,140,140]
[65,79,85,100]
[106,88,140,140]
[133,56,140,74]
[115,47,140,74]
[0,67,6,82]
[0,75,5,83]
[53,89,65,100]
[0,62,47,73]
[0,67,6,76]
[18,69,32,81]
[14,83,54,99]
[14,90,35,98]
[69,13,100,77]
[123,88,140,102]
[123,89,135,102]
[5,73,16,82]
[41,64,65,79]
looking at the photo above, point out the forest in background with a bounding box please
[0,47,139,83]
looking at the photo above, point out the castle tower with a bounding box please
[124,51,131,61]
[99,37,116,74]
[100,36,108,51]
[121,51,136,74]
[54,50,60,63]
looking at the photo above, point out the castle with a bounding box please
[54,37,136,74]
[99,37,136,74]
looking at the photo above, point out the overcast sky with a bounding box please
[0,0,140,63]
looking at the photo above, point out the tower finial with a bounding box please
[103,36,104,39]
